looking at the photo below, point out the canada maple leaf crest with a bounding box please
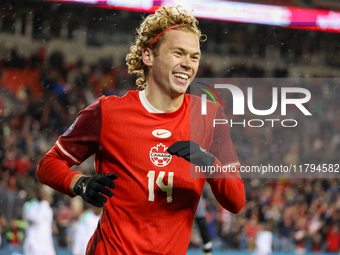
[149,143,172,167]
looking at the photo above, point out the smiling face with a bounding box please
[146,29,201,98]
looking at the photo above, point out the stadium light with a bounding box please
[45,0,340,33]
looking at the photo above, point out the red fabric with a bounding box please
[37,91,245,255]
[37,146,80,197]
[207,169,244,214]
[37,96,103,196]
[327,227,340,252]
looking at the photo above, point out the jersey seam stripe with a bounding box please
[56,140,80,164]
[223,161,241,167]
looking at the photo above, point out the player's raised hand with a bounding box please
[73,173,118,207]
[167,141,215,167]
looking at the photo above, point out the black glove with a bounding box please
[167,141,215,167]
[73,173,118,207]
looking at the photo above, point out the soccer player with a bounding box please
[72,205,101,255]
[195,196,213,255]
[37,5,245,255]
[253,222,273,255]
[23,185,56,255]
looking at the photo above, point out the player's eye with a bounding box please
[191,56,199,61]
[174,51,182,56]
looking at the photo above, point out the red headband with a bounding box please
[149,24,185,47]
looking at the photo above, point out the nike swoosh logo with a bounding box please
[152,129,172,139]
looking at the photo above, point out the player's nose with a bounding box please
[180,55,193,70]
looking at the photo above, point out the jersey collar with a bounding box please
[139,90,165,113]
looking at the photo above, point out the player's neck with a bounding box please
[145,86,184,113]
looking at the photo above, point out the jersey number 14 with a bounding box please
[147,171,174,203]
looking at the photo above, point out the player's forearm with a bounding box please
[207,173,245,214]
[37,147,81,197]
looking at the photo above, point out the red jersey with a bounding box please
[37,90,244,255]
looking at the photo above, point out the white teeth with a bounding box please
[174,73,189,79]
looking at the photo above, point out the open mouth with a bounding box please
[173,73,189,84]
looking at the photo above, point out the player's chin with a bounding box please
[171,83,190,95]
[172,87,188,96]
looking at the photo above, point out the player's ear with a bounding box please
[142,48,153,67]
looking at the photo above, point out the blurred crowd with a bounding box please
[2,0,340,71]
[0,47,339,254]
[191,178,340,253]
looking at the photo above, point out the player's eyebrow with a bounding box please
[171,46,201,57]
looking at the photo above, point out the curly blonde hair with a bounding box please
[126,5,205,88]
